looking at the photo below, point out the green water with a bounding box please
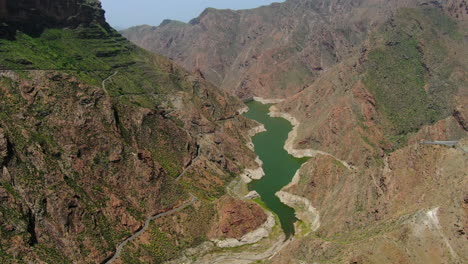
[244,101,309,237]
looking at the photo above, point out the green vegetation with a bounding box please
[0,0,254,262]
[0,21,200,262]
[365,35,434,134]
[141,227,179,262]
[180,167,236,201]
[332,159,347,169]
[0,26,193,108]
[0,182,19,199]
[2,27,113,73]
[34,244,73,264]
[0,203,28,240]
[159,178,189,208]
[275,62,313,92]
[364,7,461,144]
[420,7,462,40]
[121,202,214,264]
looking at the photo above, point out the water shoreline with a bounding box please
[240,124,266,183]
[269,105,354,169]
[164,98,313,264]
[268,103,355,234]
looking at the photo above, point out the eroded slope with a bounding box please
[0,1,267,263]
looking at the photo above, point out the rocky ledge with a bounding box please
[253,97,285,104]
[240,124,267,183]
[240,157,265,183]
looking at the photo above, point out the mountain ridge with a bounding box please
[122,0,466,99]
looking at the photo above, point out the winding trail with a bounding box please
[104,145,202,263]
[104,104,279,264]
[422,140,467,153]
[102,71,118,94]
[104,194,198,264]
[101,70,201,263]
[176,144,201,181]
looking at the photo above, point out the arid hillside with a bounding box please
[123,0,468,263]
[0,0,268,263]
[122,0,467,99]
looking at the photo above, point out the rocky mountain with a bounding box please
[123,0,468,263]
[0,0,110,38]
[0,0,267,263]
[123,0,467,99]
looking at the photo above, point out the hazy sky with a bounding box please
[101,0,285,29]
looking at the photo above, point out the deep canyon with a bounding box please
[1,0,467,264]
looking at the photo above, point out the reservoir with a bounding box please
[244,101,309,237]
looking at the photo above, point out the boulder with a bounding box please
[244,190,260,200]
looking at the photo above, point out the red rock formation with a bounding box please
[209,196,267,240]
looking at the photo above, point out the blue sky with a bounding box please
[101,0,285,29]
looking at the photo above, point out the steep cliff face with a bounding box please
[0,0,264,263]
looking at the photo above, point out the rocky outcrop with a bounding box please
[1,0,466,263]
[211,211,275,248]
[209,196,268,241]
[0,69,258,263]
[269,125,467,264]
[123,1,465,263]
[453,101,468,131]
[0,0,110,37]
[264,7,468,262]
[276,191,320,232]
[244,190,260,200]
[240,157,265,183]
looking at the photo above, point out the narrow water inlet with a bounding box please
[243,101,309,237]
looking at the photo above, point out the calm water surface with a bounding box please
[244,101,309,237]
